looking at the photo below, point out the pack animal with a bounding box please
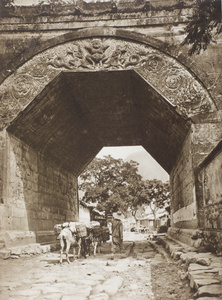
[85,227,103,256]
[59,227,81,264]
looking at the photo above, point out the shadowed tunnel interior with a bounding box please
[7,70,191,175]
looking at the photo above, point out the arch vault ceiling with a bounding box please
[7,70,190,175]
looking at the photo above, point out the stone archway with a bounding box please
[0,30,221,249]
[0,34,217,129]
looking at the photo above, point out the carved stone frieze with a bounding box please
[0,37,216,129]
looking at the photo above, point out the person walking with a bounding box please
[111,211,124,260]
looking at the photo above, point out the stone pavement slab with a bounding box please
[99,276,123,296]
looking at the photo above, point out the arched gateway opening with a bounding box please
[0,31,221,250]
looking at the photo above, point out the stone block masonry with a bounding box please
[0,131,79,243]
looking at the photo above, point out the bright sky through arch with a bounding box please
[96,146,169,183]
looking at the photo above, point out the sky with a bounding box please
[96,146,169,182]
[96,145,143,160]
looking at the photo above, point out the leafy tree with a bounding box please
[141,179,170,227]
[79,156,170,223]
[79,155,147,216]
[182,0,222,55]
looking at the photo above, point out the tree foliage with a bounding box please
[79,155,145,216]
[142,179,170,219]
[182,0,222,55]
[79,156,170,218]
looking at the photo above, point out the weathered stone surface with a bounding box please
[189,273,220,289]
[194,278,220,289]
[42,286,64,295]
[40,245,51,253]
[62,296,88,300]
[196,257,211,266]
[196,284,222,297]
[0,249,11,259]
[9,247,22,256]
[89,293,109,300]
[181,252,213,266]
[189,271,218,279]
[70,278,97,287]
[99,276,123,296]
[10,289,41,297]
[172,251,183,260]
[197,297,220,300]
[3,231,36,248]
[89,274,106,281]
[188,264,212,272]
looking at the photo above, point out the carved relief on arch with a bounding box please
[0,38,216,129]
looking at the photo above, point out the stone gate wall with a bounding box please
[0,0,221,249]
[195,141,222,252]
[170,130,197,229]
[0,131,78,244]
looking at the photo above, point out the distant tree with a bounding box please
[182,0,222,55]
[141,179,170,228]
[79,155,146,216]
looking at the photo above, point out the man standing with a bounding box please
[111,211,124,260]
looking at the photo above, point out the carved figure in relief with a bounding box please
[106,46,127,68]
[82,39,109,67]
[47,46,83,70]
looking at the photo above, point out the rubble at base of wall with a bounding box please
[156,235,222,300]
